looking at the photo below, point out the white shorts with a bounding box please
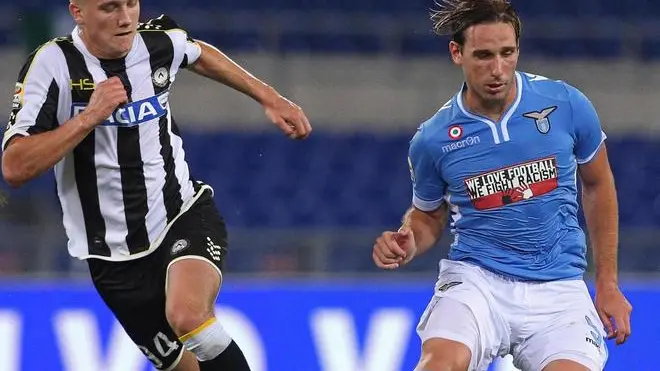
[416,260,608,371]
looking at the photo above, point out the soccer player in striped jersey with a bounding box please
[2,0,311,370]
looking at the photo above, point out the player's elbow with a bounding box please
[2,151,28,189]
[2,163,26,189]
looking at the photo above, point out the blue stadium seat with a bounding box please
[279,32,385,54]
[193,30,264,52]
[523,37,623,59]
[10,0,660,18]
[646,0,660,15]
[399,33,447,55]
[619,0,650,17]
[640,39,660,60]
[511,0,539,17]
[600,0,626,17]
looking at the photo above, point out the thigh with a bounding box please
[162,189,228,289]
[514,281,608,371]
[416,260,507,371]
[88,254,184,371]
[417,336,472,371]
[542,359,591,371]
[416,297,479,371]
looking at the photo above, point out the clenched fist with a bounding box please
[262,91,312,140]
[372,227,417,270]
[80,77,128,129]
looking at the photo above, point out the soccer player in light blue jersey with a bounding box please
[372,1,632,370]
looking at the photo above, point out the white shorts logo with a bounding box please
[171,239,189,255]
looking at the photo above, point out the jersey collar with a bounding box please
[454,71,523,144]
[71,26,140,64]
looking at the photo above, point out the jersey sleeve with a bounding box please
[139,15,202,68]
[408,128,447,211]
[568,86,606,164]
[3,42,61,151]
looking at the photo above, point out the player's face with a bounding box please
[70,0,140,59]
[450,22,519,106]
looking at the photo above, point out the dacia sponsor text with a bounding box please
[71,93,168,127]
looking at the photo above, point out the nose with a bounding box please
[117,6,132,27]
[491,56,504,78]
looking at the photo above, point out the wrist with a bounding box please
[77,111,99,131]
[254,84,278,106]
[595,275,618,290]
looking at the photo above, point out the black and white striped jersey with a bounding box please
[3,15,211,261]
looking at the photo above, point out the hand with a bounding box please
[81,77,128,128]
[372,227,417,270]
[262,91,312,140]
[595,284,632,345]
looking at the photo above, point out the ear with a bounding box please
[69,1,84,26]
[449,41,462,65]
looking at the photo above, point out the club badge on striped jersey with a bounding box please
[152,67,169,88]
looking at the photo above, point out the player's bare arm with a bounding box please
[188,40,311,140]
[578,143,632,345]
[401,203,449,257]
[373,202,448,269]
[2,77,127,188]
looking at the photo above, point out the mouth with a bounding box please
[115,31,132,37]
[485,82,505,94]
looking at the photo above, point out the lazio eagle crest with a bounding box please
[522,106,557,134]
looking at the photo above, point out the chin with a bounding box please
[113,37,134,54]
[481,93,508,106]
[483,90,506,99]
[110,45,132,58]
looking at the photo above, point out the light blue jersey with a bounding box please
[409,71,606,281]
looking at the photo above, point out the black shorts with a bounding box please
[87,188,228,370]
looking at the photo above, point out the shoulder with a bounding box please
[409,100,461,160]
[415,99,461,140]
[138,14,197,51]
[138,14,184,32]
[526,72,594,108]
[25,38,66,64]
[519,71,577,103]
[519,72,599,132]
[18,38,67,78]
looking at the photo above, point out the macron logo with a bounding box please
[442,136,481,153]
[71,93,167,127]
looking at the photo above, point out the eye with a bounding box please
[474,51,493,60]
[100,3,117,12]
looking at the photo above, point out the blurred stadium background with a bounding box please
[0,0,659,370]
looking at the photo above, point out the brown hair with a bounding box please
[430,0,521,46]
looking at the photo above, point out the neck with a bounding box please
[463,79,517,122]
[78,28,127,60]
